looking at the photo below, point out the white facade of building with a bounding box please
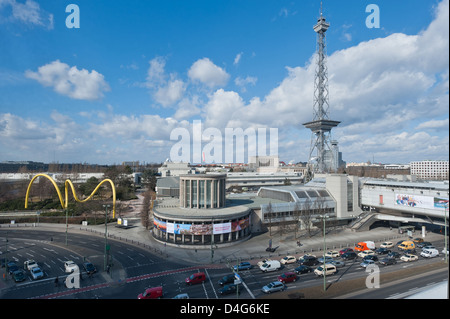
[158,160,196,177]
[410,160,449,181]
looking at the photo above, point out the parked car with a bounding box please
[277,272,298,283]
[233,262,253,271]
[294,265,313,274]
[138,286,163,299]
[280,256,297,265]
[30,266,44,280]
[413,238,424,244]
[12,269,26,282]
[387,251,400,259]
[360,259,375,268]
[64,261,78,273]
[380,242,394,249]
[220,284,240,295]
[24,260,38,271]
[7,262,19,275]
[375,248,391,255]
[297,255,319,266]
[339,248,353,255]
[173,293,189,299]
[325,251,340,258]
[341,251,358,260]
[421,245,436,251]
[314,264,337,277]
[185,272,206,285]
[261,281,285,294]
[358,250,375,258]
[400,254,418,262]
[379,257,397,266]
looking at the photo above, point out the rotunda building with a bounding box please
[152,174,252,247]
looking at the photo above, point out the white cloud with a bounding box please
[25,60,110,100]
[0,0,53,29]
[415,119,449,131]
[154,79,186,107]
[233,52,243,65]
[203,89,244,129]
[146,56,166,86]
[145,57,186,107]
[234,76,257,92]
[188,58,230,88]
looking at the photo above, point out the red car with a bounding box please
[277,272,298,283]
[185,272,206,285]
[138,286,163,299]
[339,248,353,255]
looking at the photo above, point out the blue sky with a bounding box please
[0,0,448,165]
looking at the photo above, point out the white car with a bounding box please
[360,259,375,268]
[30,266,44,280]
[64,261,79,273]
[325,251,340,258]
[257,259,272,267]
[24,260,38,271]
[358,250,375,258]
[280,256,297,265]
[380,242,394,249]
[400,254,418,262]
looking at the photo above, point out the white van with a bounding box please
[420,248,439,258]
[259,260,281,272]
[314,264,337,277]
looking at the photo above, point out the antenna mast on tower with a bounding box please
[303,3,340,177]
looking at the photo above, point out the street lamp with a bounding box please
[65,207,68,246]
[320,214,329,292]
[445,203,448,264]
[103,204,110,272]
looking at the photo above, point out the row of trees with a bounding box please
[265,196,336,238]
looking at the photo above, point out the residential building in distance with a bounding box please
[410,160,449,181]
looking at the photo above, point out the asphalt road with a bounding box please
[1,228,448,299]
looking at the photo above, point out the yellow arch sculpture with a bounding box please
[24,173,116,218]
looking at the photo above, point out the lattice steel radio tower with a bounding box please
[303,4,340,177]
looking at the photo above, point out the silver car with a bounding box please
[261,281,285,294]
[30,266,44,280]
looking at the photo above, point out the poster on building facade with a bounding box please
[395,194,448,210]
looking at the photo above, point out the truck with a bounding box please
[259,260,281,272]
[354,241,376,252]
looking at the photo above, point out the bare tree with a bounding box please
[300,198,314,237]
[293,202,301,239]
[266,202,273,237]
[140,191,151,229]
